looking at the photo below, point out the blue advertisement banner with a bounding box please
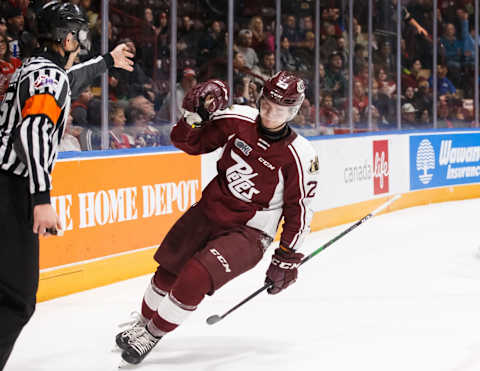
[410,133,480,190]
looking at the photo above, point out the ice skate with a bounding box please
[115,312,147,351]
[120,328,161,365]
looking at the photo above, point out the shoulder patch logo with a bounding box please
[309,156,320,174]
[34,75,58,89]
[297,80,305,93]
[234,138,253,156]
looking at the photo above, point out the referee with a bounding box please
[0,2,133,369]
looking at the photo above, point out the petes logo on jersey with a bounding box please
[226,150,260,202]
[34,75,58,89]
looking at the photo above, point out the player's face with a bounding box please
[260,98,292,130]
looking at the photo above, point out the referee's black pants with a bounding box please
[0,171,39,371]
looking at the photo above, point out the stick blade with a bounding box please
[206,315,222,325]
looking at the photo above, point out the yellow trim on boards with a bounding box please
[37,184,480,302]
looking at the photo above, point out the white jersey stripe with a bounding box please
[288,143,307,249]
[212,114,256,123]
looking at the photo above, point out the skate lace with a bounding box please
[119,311,146,340]
[130,331,159,356]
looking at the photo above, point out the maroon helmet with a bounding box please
[262,71,305,107]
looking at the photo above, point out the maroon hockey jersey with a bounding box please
[171,105,320,251]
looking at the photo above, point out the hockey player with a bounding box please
[0,2,133,369]
[117,71,320,365]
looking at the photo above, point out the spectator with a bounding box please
[128,95,162,147]
[157,68,197,121]
[199,20,224,65]
[355,63,370,88]
[458,8,475,97]
[401,103,418,129]
[352,17,369,50]
[71,86,94,127]
[352,80,369,118]
[79,0,98,30]
[91,19,114,61]
[233,75,257,106]
[414,78,434,113]
[428,64,456,97]
[321,8,343,38]
[109,102,133,149]
[282,15,301,44]
[279,36,299,72]
[59,114,81,152]
[373,41,395,76]
[437,94,453,128]
[402,86,417,107]
[0,31,21,101]
[371,79,394,126]
[402,59,423,90]
[136,7,157,76]
[156,11,169,53]
[439,23,463,82]
[300,15,314,38]
[353,43,368,75]
[362,105,381,130]
[0,17,7,36]
[236,29,259,70]
[319,93,341,127]
[351,106,362,127]
[4,4,25,58]
[248,16,274,53]
[112,38,153,99]
[293,31,315,73]
[324,51,347,104]
[320,22,338,61]
[417,108,432,128]
[252,51,276,85]
[376,66,396,98]
[336,36,349,65]
[177,15,197,59]
[318,63,327,92]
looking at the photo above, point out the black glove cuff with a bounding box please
[196,102,210,122]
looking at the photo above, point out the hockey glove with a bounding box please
[265,247,304,295]
[182,79,229,127]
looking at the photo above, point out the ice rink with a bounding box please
[6,197,480,371]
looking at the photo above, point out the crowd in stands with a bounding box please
[0,0,479,152]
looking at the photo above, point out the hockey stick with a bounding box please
[206,194,402,325]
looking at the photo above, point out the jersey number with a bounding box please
[306,181,317,198]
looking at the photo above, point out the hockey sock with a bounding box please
[141,266,177,320]
[147,258,213,337]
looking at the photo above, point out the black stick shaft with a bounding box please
[206,195,401,325]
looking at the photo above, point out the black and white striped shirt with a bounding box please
[0,52,111,205]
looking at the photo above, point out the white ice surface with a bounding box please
[6,198,480,371]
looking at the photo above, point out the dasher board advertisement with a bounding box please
[410,133,480,190]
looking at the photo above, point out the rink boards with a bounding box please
[38,129,480,302]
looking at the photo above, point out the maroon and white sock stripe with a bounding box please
[147,293,197,337]
[141,279,168,320]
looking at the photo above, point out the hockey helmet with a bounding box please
[260,71,305,121]
[37,1,90,50]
